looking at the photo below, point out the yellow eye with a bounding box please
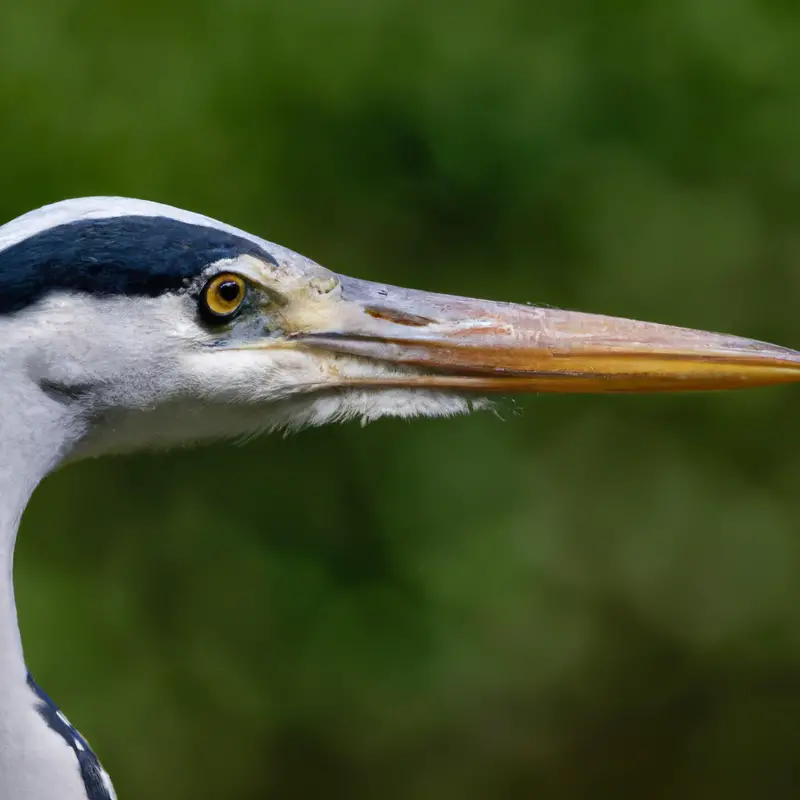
[201,273,247,320]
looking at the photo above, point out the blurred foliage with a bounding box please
[2,0,800,797]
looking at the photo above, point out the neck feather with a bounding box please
[0,365,83,688]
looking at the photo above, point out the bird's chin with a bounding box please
[264,384,485,433]
[258,354,488,432]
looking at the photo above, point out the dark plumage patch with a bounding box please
[0,216,275,314]
[27,673,115,800]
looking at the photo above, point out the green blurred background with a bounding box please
[2,1,800,797]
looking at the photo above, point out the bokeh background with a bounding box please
[2,1,800,798]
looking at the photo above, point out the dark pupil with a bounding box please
[218,280,241,303]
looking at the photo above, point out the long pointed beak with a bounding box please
[290,276,800,393]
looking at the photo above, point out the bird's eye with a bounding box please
[201,273,247,321]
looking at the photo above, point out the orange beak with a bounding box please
[291,276,800,393]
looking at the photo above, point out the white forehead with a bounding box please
[0,196,297,262]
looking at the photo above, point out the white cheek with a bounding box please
[182,348,486,432]
[75,339,488,456]
[183,348,330,402]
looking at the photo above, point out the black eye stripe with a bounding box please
[0,216,276,315]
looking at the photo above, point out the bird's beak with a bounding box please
[289,276,800,393]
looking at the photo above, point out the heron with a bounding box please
[0,196,798,799]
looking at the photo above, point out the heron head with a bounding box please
[1,197,798,458]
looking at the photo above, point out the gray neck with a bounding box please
[0,354,113,798]
[0,365,82,690]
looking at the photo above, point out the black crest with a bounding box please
[0,215,275,314]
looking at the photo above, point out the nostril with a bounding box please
[366,306,434,327]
